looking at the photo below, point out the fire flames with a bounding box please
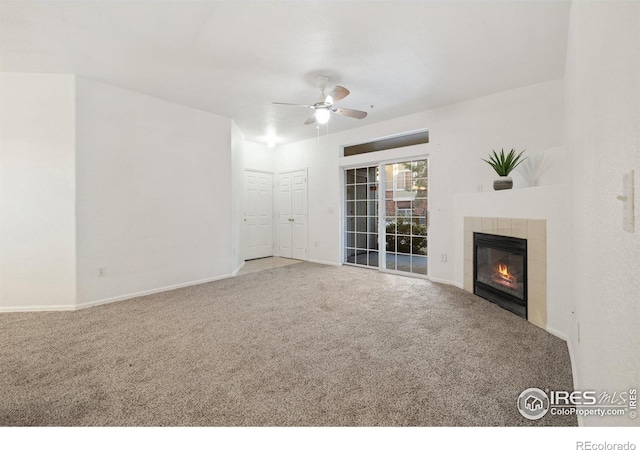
[492,263,517,289]
[497,264,512,279]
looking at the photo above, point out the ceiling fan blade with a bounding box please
[304,115,317,125]
[272,102,313,108]
[326,86,349,103]
[333,108,367,119]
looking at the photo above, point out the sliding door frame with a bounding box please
[343,164,380,270]
[340,153,430,279]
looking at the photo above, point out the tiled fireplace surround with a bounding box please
[463,217,547,329]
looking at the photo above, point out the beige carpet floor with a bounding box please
[0,263,576,426]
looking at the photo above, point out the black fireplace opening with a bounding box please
[473,232,527,318]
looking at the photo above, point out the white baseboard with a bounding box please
[0,273,234,313]
[546,325,583,426]
[428,276,459,287]
[546,327,580,385]
[232,262,246,276]
[545,325,568,342]
[307,259,342,267]
[75,274,234,311]
[0,304,78,313]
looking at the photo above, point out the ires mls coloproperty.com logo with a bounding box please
[517,387,637,420]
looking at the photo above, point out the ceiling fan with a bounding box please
[273,76,368,125]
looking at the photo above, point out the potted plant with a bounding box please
[482,148,527,190]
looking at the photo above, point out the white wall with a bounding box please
[244,140,274,173]
[231,122,244,271]
[75,77,234,306]
[565,1,640,425]
[275,79,565,276]
[0,73,77,310]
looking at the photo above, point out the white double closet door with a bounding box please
[278,169,307,260]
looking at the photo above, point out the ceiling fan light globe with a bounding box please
[315,108,331,124]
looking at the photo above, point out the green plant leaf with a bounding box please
[482,148,527,176]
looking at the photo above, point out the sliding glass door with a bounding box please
[344,166,379,267]
[383,160,428,275]
[344,159,428,276]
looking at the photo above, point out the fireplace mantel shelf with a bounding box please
[458,183,565,197]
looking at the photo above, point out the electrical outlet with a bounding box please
[97,267,106,277]
[440,254,447,262]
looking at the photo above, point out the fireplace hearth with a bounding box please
[474,232,527,318]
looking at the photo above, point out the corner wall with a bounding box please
[231,122,244,271]
[564,1,640,425]
[75,77,234,306]
[0,73,77,310]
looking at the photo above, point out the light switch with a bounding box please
[622,170,635,233]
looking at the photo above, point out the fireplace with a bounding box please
[474,232,527,318]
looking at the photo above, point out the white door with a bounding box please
[278,170,307,260]
[244,171,273,260]
[291,171,307,260]
[278,173,293,258]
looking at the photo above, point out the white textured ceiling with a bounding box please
[0,1,571,146]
